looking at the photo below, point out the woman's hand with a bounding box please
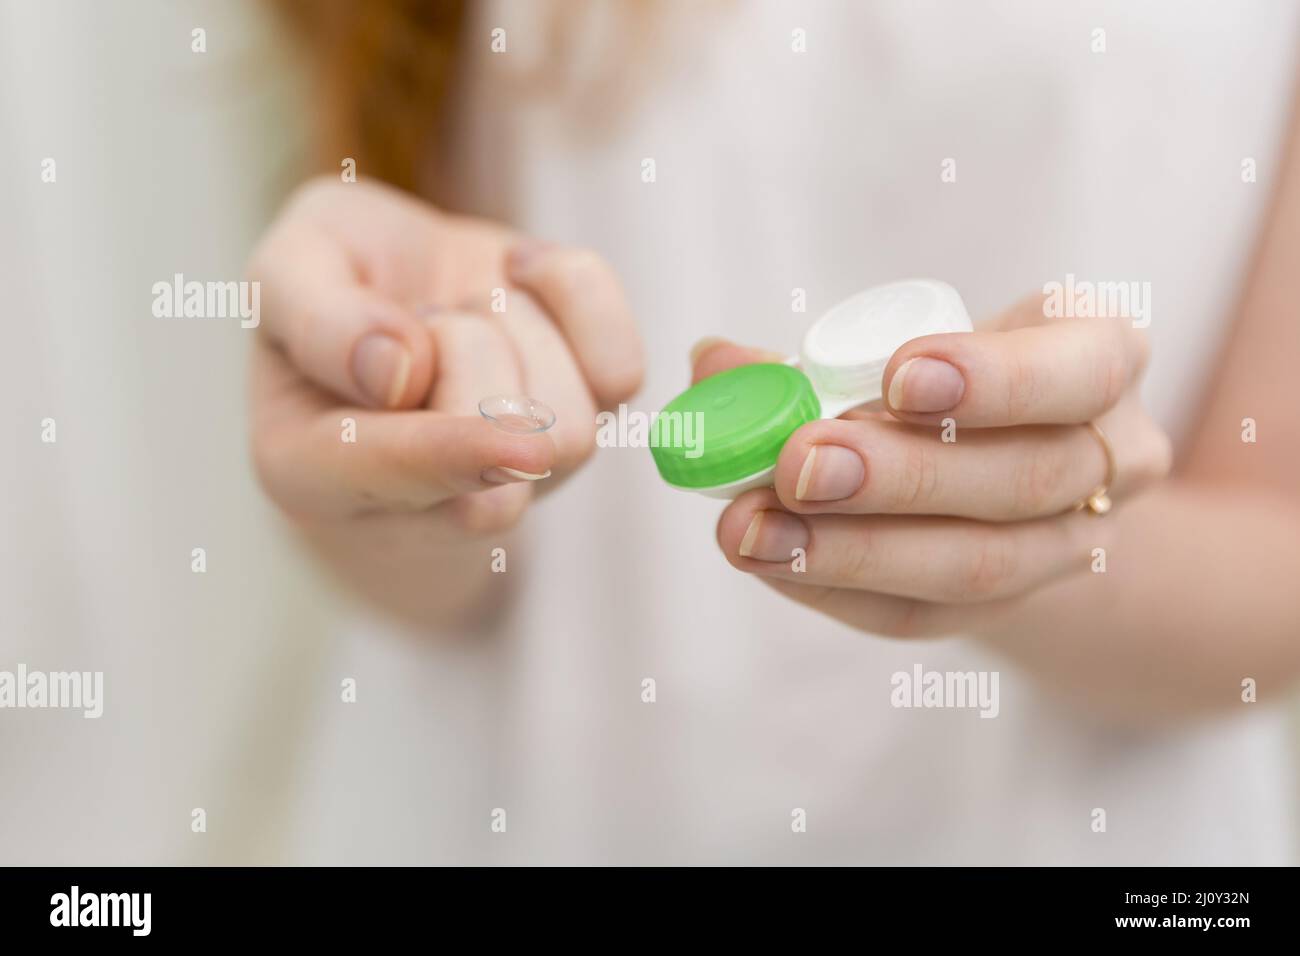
[247,177,643,625]
[702,296,1172,638]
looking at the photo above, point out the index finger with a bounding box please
[250,340,554,519]
[249,195,437,410]
[506,242,645,407]
[882,317,1150,427]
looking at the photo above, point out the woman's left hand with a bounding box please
[701,295,1173,637]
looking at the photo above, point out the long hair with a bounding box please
[269,0,468,192]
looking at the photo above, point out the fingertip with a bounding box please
[716,488,782,567]
[689,336,732,368]
[342,297,437,410]
[772,425,819,507]
[505,238,557,282]
[773,420,870,512]
[690,340,786,383]
[479,424,558,483]
[389,414,558,501]
[880,336,970,422]
[387,318,436,409]
[504,241,646,408]
[591,347,646,407]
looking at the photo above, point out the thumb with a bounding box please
[249,221,436,409]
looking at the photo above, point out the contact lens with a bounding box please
[478,394,557,434]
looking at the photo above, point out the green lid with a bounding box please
[650,363,821,489]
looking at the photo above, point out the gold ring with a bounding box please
[1073,421,1117,515]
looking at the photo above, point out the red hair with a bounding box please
[269,0,468,191]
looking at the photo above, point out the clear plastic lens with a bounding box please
[478,394,557,434]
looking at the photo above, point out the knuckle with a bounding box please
[1093,334,1131,412]
[357,421,433,508]
[282,302,321,371]
[594,348,646,404]
[955,531,1019,601]
[249,426,302,517]
[1133,418,1174,484]
[1011,441,1069,515]
[830,523,880,587]
[1004,353,1042,423]
[889,439,940,512]
[249,429,280,499]
[545,247,606,304]
[389,418,426,469]
[283,174,345,217]
[244,236,274,285]
[561,246,609,285]
[245,216,306,289]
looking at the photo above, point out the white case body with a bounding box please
[691,279,974,499]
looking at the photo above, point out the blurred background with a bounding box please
[2,0,1298,864]
[0,0,326,864]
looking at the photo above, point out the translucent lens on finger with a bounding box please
[478,394,557,434]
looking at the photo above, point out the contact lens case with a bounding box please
[651,279,973,498]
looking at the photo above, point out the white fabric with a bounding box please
[286,0,1300,863]
[0,0,319,865]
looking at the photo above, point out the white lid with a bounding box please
[800,279,973,411]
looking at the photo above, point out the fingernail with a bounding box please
[352,333,411,408]
[795,445,865,501]
[738,510,808,562]
[888,357,965,413]
[506,239,554,278]
[481,466,551,484]
[689,336,730,367]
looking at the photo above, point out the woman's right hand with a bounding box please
[247,178,643,624]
